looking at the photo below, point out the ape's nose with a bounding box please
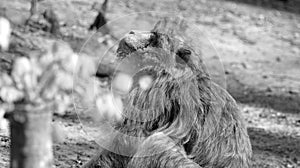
[123,30,154,50]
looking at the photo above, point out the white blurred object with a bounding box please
[95,93,123,122]
[0,86,24,103]
[139,75,153,90]
[51,42,79,73]
[52,41,73,60]
[67,53,79,72]
[0,107,9,136]
[54,94,71,115]
[56,71,74,90]
[0,17,11,51]
[52,122,66,143]
[112,73,133,94]
[61,53,78,73]
[39,50,54,67]
[77,54,97,78]
[12,57,32,77]
[12,57,36,90]
[0,73,13,86]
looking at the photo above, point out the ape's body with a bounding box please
[84,18,252,168]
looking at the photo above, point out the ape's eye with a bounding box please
[176,48,191,63]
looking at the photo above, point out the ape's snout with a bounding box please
[116,30,157,58]
[122,30,154,50]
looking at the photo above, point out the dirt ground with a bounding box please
[0,0,300,167]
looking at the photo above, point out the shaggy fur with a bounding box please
[84,18,252,168]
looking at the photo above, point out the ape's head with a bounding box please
[112,18,212,146]
[115,17,208,78]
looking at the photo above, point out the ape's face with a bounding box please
[112,19,207,133]
[115,18,203,77]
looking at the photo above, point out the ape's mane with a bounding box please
[114,20,225,156]
[119,66,214,150]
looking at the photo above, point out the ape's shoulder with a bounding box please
[207,81,242,120]
[210,82,238,106]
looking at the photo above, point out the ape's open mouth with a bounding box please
[123,35,154,51]
[96,29,197,83]
[116,31,164,59]
[95,32,166,81]
[111,30,201,83]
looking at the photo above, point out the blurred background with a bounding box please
[0,0,299,167]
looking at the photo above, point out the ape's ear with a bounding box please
[151,17,188,36]
[176,47,191,63]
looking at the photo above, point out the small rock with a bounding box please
[178,1,189,10]
[241,62,248,69]
[276,112,286,119]
[258,14,265,20]
[294,120,300,126]
[276,57,281,62]
[292,47,299,54]
[259,113,268,118]
[0,140,5,147]
[288,90,297,94]
[234,29,257,45]
[220,12,237,23]
[274,11,281,17]
[266,87,272,92]
[292,157,298,164]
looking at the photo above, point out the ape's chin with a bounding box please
[121,67,202,139]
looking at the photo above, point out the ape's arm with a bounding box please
[82,149,130,168]
[128,132,201,168]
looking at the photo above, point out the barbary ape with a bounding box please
[83,18,252,168]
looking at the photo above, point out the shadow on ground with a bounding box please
[226,74,300,114]
[248,127,300,167]
[225,0,300,14]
